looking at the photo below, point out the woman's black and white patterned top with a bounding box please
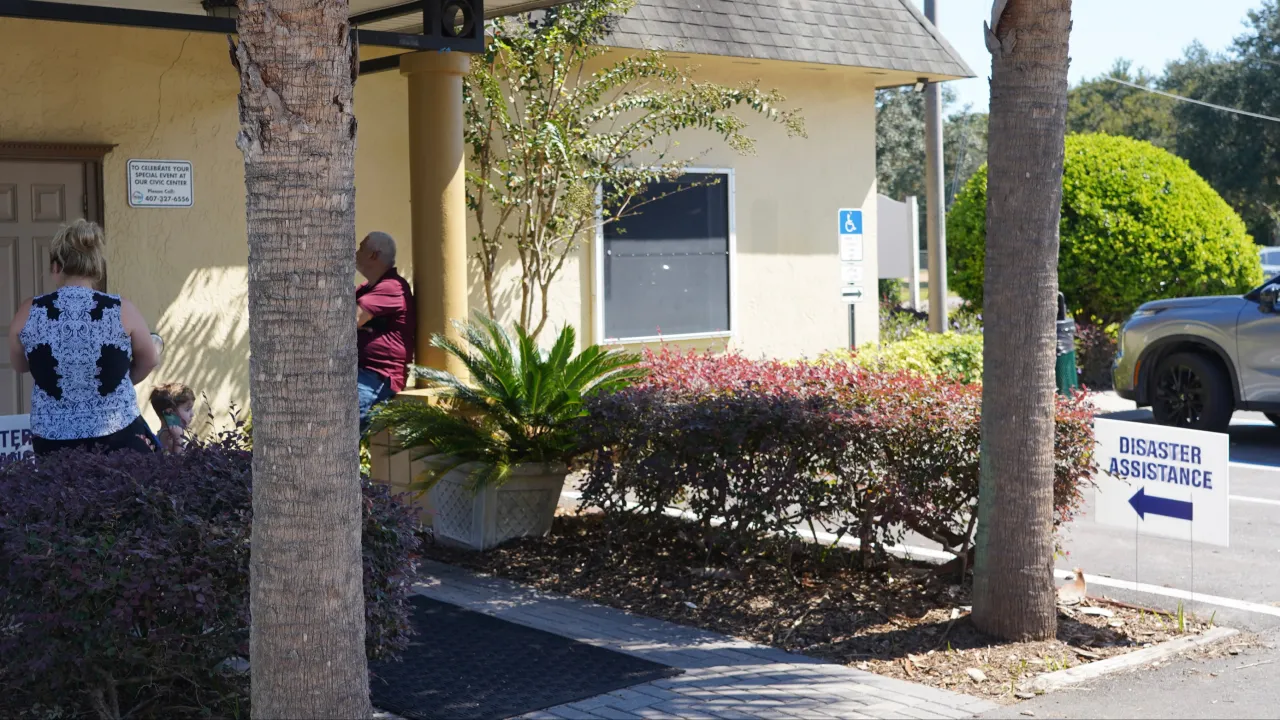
[19,286,139,441]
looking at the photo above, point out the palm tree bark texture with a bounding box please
[972,0,1073,641]
[233,0,371,716]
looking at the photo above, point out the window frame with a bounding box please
[591,167,737,345]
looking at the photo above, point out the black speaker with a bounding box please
[423,0,483,51]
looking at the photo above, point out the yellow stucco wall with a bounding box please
[0,18,414,428]
[2,17,883,422]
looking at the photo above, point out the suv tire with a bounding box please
[1150,352,1233,432]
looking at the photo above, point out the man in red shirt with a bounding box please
[355,231,416,434]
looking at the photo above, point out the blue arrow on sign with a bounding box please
[1128,487,1193,521]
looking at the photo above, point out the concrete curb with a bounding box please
[1029,626,1240,693]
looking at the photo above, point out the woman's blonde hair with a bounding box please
[50,219,107,282]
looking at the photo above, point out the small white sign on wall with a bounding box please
[127,159,193,208]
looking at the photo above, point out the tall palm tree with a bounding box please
[234,0,371,715]
[972,0,1074,641]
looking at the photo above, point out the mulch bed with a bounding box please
[419,512,1216,703]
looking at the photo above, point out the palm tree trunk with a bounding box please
[234,0,371,715]
[972,0,1073,642]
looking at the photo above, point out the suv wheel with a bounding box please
[1150,352,1233,432]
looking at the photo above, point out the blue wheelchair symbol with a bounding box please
[839,209,863,235]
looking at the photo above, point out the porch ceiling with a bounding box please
[26,0,574,21]
[27,0,570,17]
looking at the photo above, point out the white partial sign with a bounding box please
[127,159,193,208]
[877,194,922,311]
[1094,418,1230,547]
[876,194,918,278]
[0,414,34,467]
[841,264,865,284]
[839,237,864,262]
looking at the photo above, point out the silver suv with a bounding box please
[1113,277,1280,432]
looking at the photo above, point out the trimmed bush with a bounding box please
[879,304,983,344]
[878,278,906,305]
[579,349,1095,562]
[827,330,984,385]
[0,435,419,719]
[879,304,929,342]
[1076,322,1119,391]
[948,133,1262,324]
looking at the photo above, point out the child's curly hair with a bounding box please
[150,383,195,418]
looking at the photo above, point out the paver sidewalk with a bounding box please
[415,561,998,720]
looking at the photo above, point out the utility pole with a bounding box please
[924,0,949,332]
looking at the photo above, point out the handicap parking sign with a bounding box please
[839,209,863,236]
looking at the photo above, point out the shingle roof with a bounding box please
[604,0,974,79]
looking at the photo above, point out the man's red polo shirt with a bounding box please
[356,268,416,393]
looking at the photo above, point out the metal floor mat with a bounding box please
[370,594,682,720]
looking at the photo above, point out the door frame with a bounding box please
[0,141,114,286]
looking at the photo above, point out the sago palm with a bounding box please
[370,315,644,491]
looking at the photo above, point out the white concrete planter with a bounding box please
[428,460,568,551]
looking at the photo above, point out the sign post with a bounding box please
[0,414,34,467]
[1094,418,1230,547]
[838,208,865,304]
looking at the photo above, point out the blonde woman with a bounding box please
[7,219,160,455]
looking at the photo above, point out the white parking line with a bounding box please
[1056,569,1280,619]
[1231,495,1280,506]
[1230,460,1280,472]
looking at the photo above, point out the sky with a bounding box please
[909,0,1268,113]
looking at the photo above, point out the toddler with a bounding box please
[149,383,195,453]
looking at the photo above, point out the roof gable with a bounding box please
[605,0,975,79]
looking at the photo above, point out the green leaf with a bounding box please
[382,315,645,490]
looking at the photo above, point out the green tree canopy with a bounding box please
[875,85,989,207]
[1066,59,1177,149]
[1164,1,1280,245]
[1062,2,1280,246]
[948,134,1262,324]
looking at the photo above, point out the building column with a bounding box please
[401,51,471,379]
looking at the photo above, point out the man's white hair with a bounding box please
[364,231,397,265]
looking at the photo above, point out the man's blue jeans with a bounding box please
[358,368,395,435]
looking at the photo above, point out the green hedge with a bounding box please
[948,133,1262,324]
[825,330,984,385]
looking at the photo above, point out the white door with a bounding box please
[0,161,86,415]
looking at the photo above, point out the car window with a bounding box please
[1264,250,1278,264]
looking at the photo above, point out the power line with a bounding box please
[1106,76,1280,124]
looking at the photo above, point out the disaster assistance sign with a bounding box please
[1094,418,1230,547]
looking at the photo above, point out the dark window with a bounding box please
[602,172,731,340]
